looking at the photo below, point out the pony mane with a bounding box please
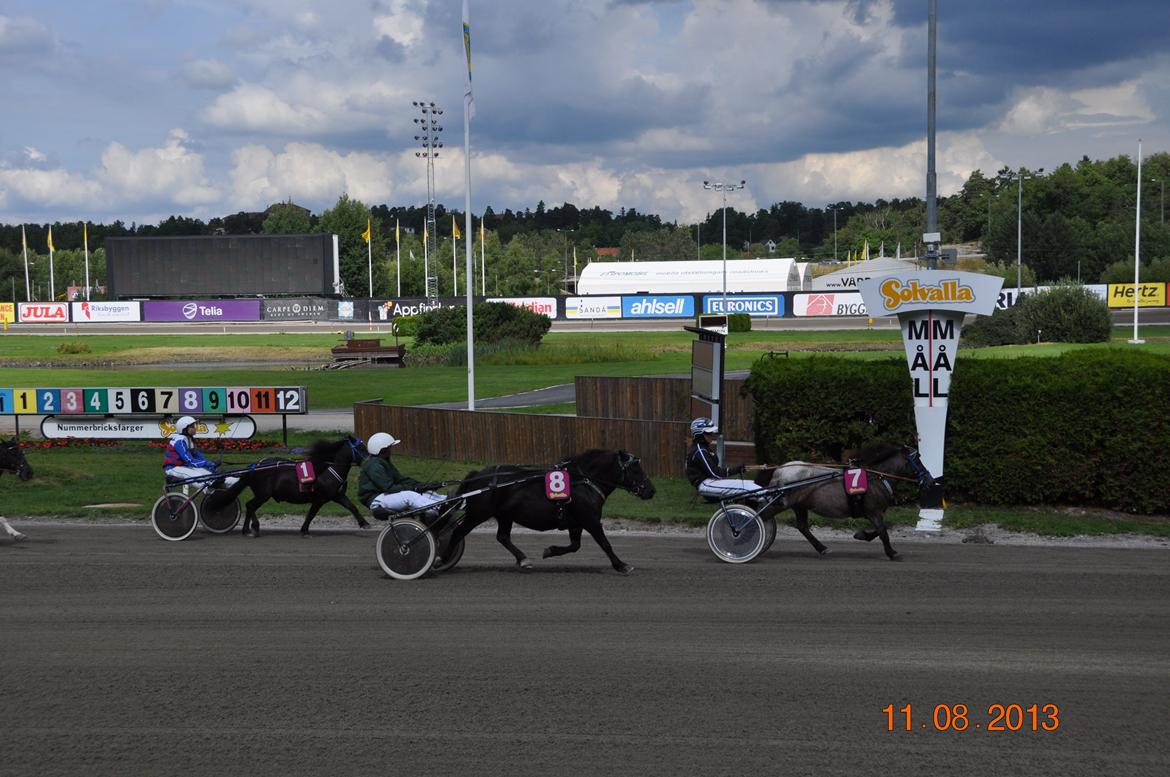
[308,437,346,461]
[849,442,903,467]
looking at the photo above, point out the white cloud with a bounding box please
[0,166,104,208]
[999,80,1156,135]
[373,1,424,48]
[227,142,395,210]
[98,129,219,206]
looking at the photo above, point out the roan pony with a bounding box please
[764,443,933,561]
[205,436,369,537]
[450,449,656,574]
[0,439,33,542]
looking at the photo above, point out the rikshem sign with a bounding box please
[858,271,1003,531]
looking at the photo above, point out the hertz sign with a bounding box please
[1106,283,1167,308]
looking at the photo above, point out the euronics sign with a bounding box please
[702,295,784,317]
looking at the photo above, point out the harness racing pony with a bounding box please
[0,439,33,542]
[451,449,656,575]
[765,443,933,561]
[205,436,369,537]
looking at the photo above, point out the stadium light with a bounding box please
[702,179,747,317]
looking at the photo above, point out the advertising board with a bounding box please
[0,303,13,323]
[262,298,329,321]
[793,293,867,317]
[621,295,695,318]
[487,297,557,318]
[18,302,69,323]
[1106,283,1167,308]
[564,297,621,319]
[143,300,261,322]
[41,415,256,440]
[70,301,141,322]
[701,295,785,317]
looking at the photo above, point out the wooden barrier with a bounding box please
[354,401,690,478]
[574,375,755,441]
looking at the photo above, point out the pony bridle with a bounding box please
[616,452,652,498]
[903,448,934,487]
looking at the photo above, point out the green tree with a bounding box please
[262,202,313,234]
[318,195,384,296]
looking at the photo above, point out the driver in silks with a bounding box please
[359,432,447,519]
[163,416,238,486]
[686,417,763,501]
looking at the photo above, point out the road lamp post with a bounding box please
[1014,167,1043,290]
[702,179,746,317]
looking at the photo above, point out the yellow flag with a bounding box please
[83,222,88,245]
[452,216,461,240]
[361,218,371,244]
[47,225,54,252]
[395,219,400,245]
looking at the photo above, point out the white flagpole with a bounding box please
[1131,139,1144,344]
[21,225,31,301]
[83,222,91,300]
[396,219,401,297]
[463,0,476,411]
[480,218,486,296]
[452,224,458,297]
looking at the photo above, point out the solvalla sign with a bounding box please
[858,271,1002,531]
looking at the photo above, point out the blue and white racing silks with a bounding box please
[163,433,216,472]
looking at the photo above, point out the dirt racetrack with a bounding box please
[2,523,1168,777]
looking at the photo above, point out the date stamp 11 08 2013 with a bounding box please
[883,704,1060,732]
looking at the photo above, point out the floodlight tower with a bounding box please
[414,101,444,298]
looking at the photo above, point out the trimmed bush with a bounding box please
[962,284,1111,346]
[414,302,551,346]
[728,313,752,332]
[746,350,1170,513]
[393,315,419,337]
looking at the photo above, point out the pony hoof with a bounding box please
[616,564,634,576]
[358,521,371,529]
[14,533,27,543]
[542,548,554,559]
[300,532,312,538]
[518,559,533,570]
[818,547,831,556]
[888,552,902,561]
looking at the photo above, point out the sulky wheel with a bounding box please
[761,516,778,553]
[199,489,242,534]
[431,534,466,573]
[706,504,766,564]
[151,493,198,542]
[376,519,436,581]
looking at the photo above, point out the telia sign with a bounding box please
[143,300,261,322]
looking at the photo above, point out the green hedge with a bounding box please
[745,350,1170,513]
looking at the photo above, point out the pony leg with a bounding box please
[299,502,323,536]
[791,507,829,556]
[242,496,266,537]
[580,519,633,575]
[334,493,370,529]
[1,517,26,542]
[494,518,531,569]
[542,526,583,559]
[868,512,899,560]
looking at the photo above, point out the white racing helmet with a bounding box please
[176,416,198,435]
[690,417,719,437]
[367,432,401,456]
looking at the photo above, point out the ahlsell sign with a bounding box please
[143,300,261,322]
[858,271,1002,532]
[18,302,69,323]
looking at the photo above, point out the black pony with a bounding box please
[1,439,33,542]
[764,443,933,561]
[205,436,369,537]
[450,449,655,575]
[0,439,32,482]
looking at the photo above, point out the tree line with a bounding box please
[1,151,1167,300]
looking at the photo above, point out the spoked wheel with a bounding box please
[376,519,436,580]
[761,516,778,553]
[199,489,241,534]
[151,493,198,542]
[707,505,766,564]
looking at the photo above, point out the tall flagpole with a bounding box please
[83,222,91,300]
[21,225,31,301]
[47,226,56,300]
[395,219,401,297]
[1131,139,1144,344]
[480,217,486,296]
[452,216,459,296]
[463,0,476,411]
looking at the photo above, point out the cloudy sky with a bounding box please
[2,0,1168,226]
